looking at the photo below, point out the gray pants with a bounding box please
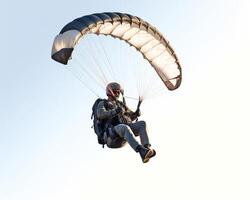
[110,121,150,151]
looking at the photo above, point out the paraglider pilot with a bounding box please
[95,82,156,163]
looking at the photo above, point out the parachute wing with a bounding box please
[51,12,182,90]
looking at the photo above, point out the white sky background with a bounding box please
[1,0,250,200]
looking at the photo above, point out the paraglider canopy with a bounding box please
[51,12,182,91]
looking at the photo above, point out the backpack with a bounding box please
[91,98,108,147]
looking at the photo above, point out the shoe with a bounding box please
[144,144,156,158]
[138,145,154,163]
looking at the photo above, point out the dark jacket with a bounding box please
[96,99,138,126]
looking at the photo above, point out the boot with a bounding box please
[144,144,156,158]
[137,145,154,163]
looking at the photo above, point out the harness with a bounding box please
[91,98,127,148]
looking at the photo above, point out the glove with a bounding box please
[134,109,141,117]
[115,107,122,114]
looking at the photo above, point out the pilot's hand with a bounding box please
[134,109,141,117]
[115,107,122,114]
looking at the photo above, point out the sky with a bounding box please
[1,0,250,200]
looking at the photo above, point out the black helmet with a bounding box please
[106,82,123,97]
